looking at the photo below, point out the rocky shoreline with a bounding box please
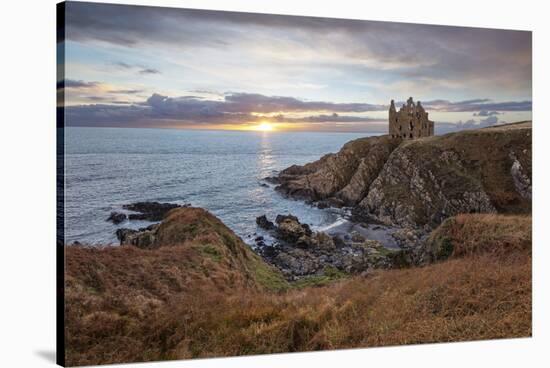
[273,122,532,230]
[65,122,533,366]
[92,122,532,282]
[255,122,532,278]
[254,214,396,279]
[107,201,188,224]
[104,201,419,280]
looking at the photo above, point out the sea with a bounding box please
[63,127,375,245]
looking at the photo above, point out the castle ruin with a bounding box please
[389,97,434,139]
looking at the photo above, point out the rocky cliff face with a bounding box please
[276,122,532,230]
[276,135,401,206]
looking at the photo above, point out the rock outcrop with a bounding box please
[116,224,159,248]
[107,211,127,224]
[122,201,185,221]
[276,121,532,230]
[256,214,397,279]
[276,135,401,205]
[256,214,275,230]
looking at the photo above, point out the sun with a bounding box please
[255,122,274,131]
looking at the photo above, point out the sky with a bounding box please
[58,2,532,133]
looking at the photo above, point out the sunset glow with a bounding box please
[254,122,274,131]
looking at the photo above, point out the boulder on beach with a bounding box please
[107,211,127,224]
[256,215,275,230]
[122,201,184,221]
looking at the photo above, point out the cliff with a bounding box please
[277,135,401,205]
[276,121,532,229]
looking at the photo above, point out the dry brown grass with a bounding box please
[65,213,531,366]
[427,214,532,259]
[152,254,530,360]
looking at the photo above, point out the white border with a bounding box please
[1,0,548,367]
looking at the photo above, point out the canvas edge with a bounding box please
[56,2,66,367]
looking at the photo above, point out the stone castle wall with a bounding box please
[389,97,434,139]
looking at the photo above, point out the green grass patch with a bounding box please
[437,237,454,260]
[248,256,290,292]
[292,266,347,289]
[200,244,223,262]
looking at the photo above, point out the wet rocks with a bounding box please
[115,228,137,242]
[274,214,312,245]
[116,224,160,248]
[254,235,266,247]
[256,215,275,230]
[107,211,127,224]
[350,230,365,243]
[316,197,346,209]
[263,176,281,185]
[255,213,397,279]
[391,228,423,248]
[122,202,184,221]
[107,202,185,225]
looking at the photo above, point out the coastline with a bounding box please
[63,121,532,365]
[69,121,532,280]
[63,127,368,245]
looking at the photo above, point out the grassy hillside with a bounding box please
[65,210,531,366]
[426,213,532,260]
[65,208,288,365]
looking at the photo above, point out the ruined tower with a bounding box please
[389,97,434,139]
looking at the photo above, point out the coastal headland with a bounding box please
[65,122,532,366]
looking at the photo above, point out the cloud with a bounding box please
[84,96,111,101]
[58,79,100,89]
[111,61,161,75]
[283,113,379,123]
[64,104,151,126]
[63,2,531,99]
[64,92,386,127]
[479,115,499,124]
[142,92,384,117]
[473,110,500,116]
[222,93,384,113]
[261,112,380,124]
[58,79,148,106]
[422,99,531,112]
[109,89,143,94]
[138,68,160,75]
[435,115,506,135]
[64,89,529,131]
[113,61,133,69]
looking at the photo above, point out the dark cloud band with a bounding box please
[63,90,531,129]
